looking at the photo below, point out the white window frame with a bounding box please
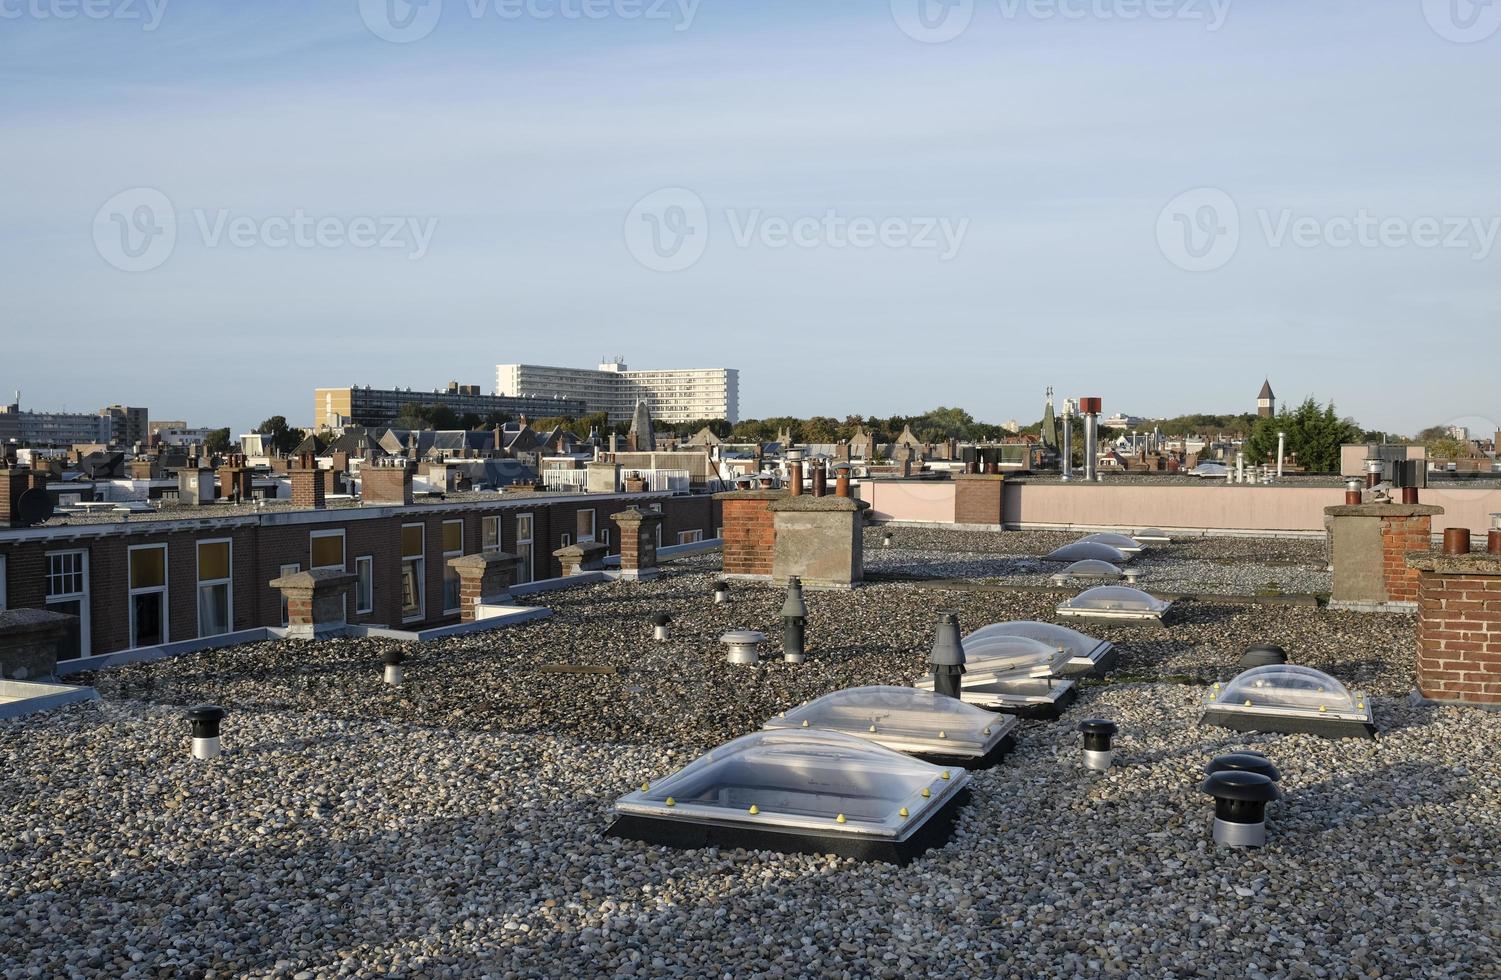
[560,532,572,548]
[355,555,374,615]
[310,528,347,571]
[279,562,300,627]
[44,550,90,659]
[0,553,7,612]
[515,512,534,585]
[127,543,169,650]
[678,529,703,545]
[482,515,502,552]
[577,509,596,544]
[442,519,464,615]
[195,538,233,639]
[401,523,425,624]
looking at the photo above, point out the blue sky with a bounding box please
[1,0,1497,437]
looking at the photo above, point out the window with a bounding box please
[128,544,168,649]
[0,554,5,612]
[599,528,610,546]
[278,563,300,626]
[196,540,232,638]
[310,529,346,571]
[401,524,425,622]
[355,556,374,615]
[678,530,704,545]
[578,509,596,544]
[45,551,90,659]
[560,533,572,548]
[482,515,501,552]
[442,519,463,614]
[515,513,534,585]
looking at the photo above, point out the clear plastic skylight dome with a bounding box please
[1079,532,1145,554]
[959,635,1072,678]
[1055,559,1123,582]
[963,621,1117,675]
[763,686,1015,761]
[1057,586,1172,621]
[1133,528,1172,543]
[1045,541,1130,563]
[611,729,970,844]
[1201,665,1375,738]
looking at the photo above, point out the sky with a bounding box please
[1,0,1498,439]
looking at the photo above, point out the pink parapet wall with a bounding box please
[859,479,1501,536]
[859,481,956,524]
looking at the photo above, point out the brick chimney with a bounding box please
[290,453,326,510]
[1,468,31,528]
[363,460,414,506]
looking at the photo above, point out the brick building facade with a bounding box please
[0,491,717,661]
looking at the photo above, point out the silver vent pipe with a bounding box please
[1061,399,1073,482]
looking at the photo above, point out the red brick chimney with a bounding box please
[290,453,325,510]
[362,461,414,506]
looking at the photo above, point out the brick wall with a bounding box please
[954,474,1004,526]
[290,467,325,510]
[0,491,713,658]
[717,491,783,577]
[1380,513,1432,603]
[1412,557,1501,705]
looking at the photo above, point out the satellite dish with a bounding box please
[16,488,53,527]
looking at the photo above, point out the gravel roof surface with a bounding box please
[78,562,1407,752]
[3,688,1496,978]
[7,546,1484,978]
[865,527,1333,596]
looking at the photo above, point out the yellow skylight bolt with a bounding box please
[869,725,877,733]
[1319,705,1327,713]
[641,783,650,793]
[748,804,759,815]
[983,727,991,736]
[940,770,951,780]
[836,814,846,824]
[801,720,810,728]
[921,788,931,798]
[1244,700,1253,707]
[898,807,909,819]
[665,797,675,807]
[938,731,947,739]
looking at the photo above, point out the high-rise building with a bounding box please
[495,359,739,424]
[313,382,587,431]
[0,398,146,447]
[1257,380,1276,419]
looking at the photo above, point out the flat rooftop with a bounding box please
[3,530,1496,976]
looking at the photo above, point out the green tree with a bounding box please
[203,428,232,455]
[256,416,304,456]
[1246,398,1361,472]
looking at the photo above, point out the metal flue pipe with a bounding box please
[928,610,966,699]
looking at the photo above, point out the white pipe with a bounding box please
[1276,432,1285,479]
[192,736,220,761]
[1061,401,1073,481]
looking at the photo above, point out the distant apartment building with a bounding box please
[314,382,588,431]
[495,359,739,424]
[0,399,147,448]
